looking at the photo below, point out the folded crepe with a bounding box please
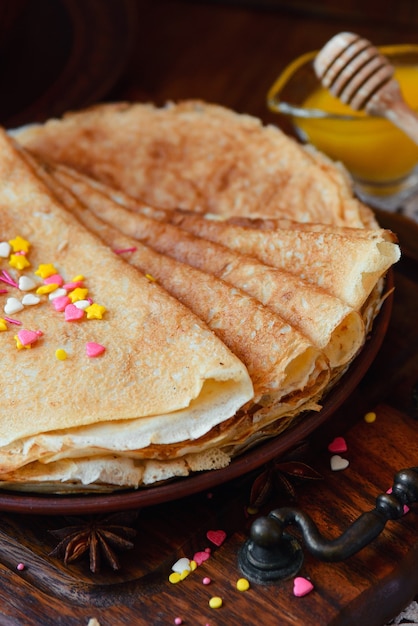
[0,129,256,490]
[13,100,376,228]
[44,163,366,370]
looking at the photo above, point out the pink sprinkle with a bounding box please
[0,270,18,288]
[53,295,71,312]
[0,289,8,294]
[113,247,137,254]
[17,329,41,346]
[206,530,227,547]
[202,577,211,585]
[174,619,183,626]
[86,342,106,358]
[3,316,22,326]
[193,551,210,566]
[62,281,83,290]
[15,251,26,256]
[64,303,84,321]
[44,273,63,286]
[16,563,25,571]
[205,547,211,554]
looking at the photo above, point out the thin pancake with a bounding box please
[0,130,254,480]
[46,163,366,369]
[13,100,375,227]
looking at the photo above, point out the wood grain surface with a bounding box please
[0,2,417,625]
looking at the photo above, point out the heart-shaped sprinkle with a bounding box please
[53,295,71,311]
[330,455,349,471]
[193,551,211,566]
[4,297,24,315]
[86,342,106,357]
[18,276,37,291]
[172,558,191,574]
[17,329,40,346]
[328,436,347,454]
[206,530,227,547]
[21,294,40,306]
[0,242,11,258]
[49,288,68,301]
[44,273,63,286]
[293,576,314,597]
[74,299,90,310]
[64,303,84,321]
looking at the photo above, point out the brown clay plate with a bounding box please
[0,272,394,515]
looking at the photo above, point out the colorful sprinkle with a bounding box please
[74,299,90,310]
[0,270,19,288]
[0,242,11,258]
[364,411,377,423]
[174,619,183,625]
[293,576,314,597]
[37,283,60,295]
[85,303,106,320]
[193,551,210,566]
[86,342,106,357]
[4,297,24,315]
[16,563,25,571]
[236,578,250,592]
[169,572,182,584]
[202,577,211,585]
[327,436,347,454]
[208,597,223,609]
[9,254,30,271]
[3,316,21,325]
[17,329,42,346]
[21,293,41,306]
[145,273,156,282]
[35,263,57,279]
[49,287,68,301]
[9,236,30,253]
[64,304,84,321]
[44,273,63,286]
[68,287,89,303]
[18,276,37,291]
[206,530,226,547]
[55,349,68,361]
[62,281,84,290]
[172,558,192,574]
[0,319,7,331]
[330,455,349,471]
[52,295,71,311]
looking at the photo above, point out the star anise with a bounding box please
[249,442,323,510]
[49,511,138,573]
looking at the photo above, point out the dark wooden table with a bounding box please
[1,2,418,625]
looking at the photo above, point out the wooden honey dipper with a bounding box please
[313,32,418,145]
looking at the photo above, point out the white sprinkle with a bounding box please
[22,293,41,306]
[74,299,90,310]
[18,275,37,291]
[4,297,24,315]
[0,242,11,258]
[49,287,67,300]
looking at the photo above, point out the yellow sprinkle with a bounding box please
[72,275,84,282]
[36,283,59,295]
[9,236,30,253]
[0,319,8,331]
[246,505,259,516]
[364,411,377,423]
[145,273,156,282]
[14,335,30,350]
[209,597,223,609]
[180,569,190,580]
[85,303,106,320]
[55,349,68,361]
[190,560,197,571]
[35,263,57,279]
[68,287,89,303]
[169,572,182,584]
[236,578,250,592]
[9,254,30,271]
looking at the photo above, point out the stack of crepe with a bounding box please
[0,101,400,493]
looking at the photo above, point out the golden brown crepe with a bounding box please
[13,100,376,227]
[45,163,366,369]
[0,130,255,489]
